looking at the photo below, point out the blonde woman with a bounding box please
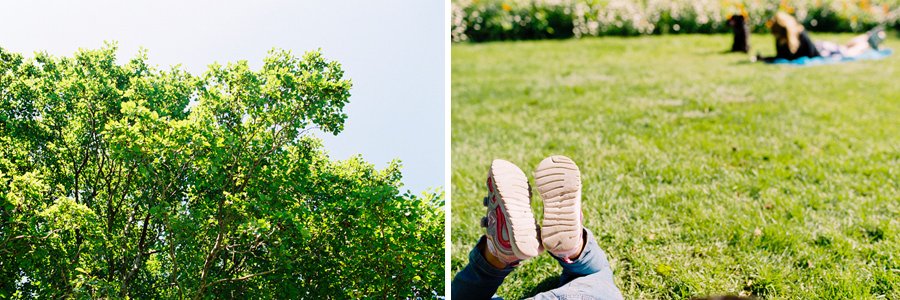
[759,12,886,62]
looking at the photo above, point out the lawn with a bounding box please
[451,33,900,299]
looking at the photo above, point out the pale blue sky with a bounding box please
[0,0,445,192]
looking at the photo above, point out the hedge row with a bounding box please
[452,0,900,42]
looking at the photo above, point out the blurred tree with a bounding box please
[0,43,443,299]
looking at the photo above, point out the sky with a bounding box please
[0,0,445,193]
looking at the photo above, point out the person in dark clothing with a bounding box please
[774,29,820,60]
[757,12,886,62]
[771,12,819,60]
[727,14,751,53]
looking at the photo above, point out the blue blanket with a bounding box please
[769,48,893,66]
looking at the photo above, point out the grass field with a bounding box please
[451,33,900,299]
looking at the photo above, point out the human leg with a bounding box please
[554,229,619,287]
[841,27,887,56]
[530,156,624,299]
[528,229,623,300]
[452,159,542,299]
[451,237,516,299]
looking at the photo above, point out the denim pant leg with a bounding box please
[451,236,515,300]
[530,229,624,300]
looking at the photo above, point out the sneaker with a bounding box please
[481,159,541,265]
[867,25,886,50]
[534,155,584,262]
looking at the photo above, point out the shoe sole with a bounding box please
[534,155,582,255]
[489,159,540,259]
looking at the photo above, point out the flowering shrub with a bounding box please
[452,0,900,42]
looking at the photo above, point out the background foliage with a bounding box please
[0,43,443,299]
[452,0,900,42]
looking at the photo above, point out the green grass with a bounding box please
[451,33,900,299]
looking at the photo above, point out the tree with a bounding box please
[0,43,444,299]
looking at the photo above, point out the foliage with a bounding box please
[0,43,444,298]
[451,34,900,299]
[452,0,900,42]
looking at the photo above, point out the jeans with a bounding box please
[451,228,624,300]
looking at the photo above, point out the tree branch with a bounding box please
[203,269,277,290]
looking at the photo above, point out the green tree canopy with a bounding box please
[0,43,444,299]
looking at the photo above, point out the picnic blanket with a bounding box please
[768,48,893,66]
